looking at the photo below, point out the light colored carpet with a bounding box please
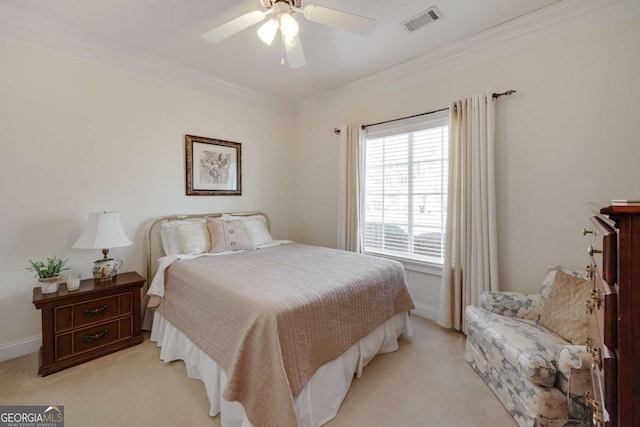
[0,317,516,427]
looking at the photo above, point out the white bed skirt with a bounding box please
[150,311,413,427]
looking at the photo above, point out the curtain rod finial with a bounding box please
[493,89,516,99]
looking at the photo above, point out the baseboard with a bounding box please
[412,303,439,322]
[0,335,41,362]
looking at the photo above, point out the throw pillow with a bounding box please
[539,270,592,345]
[177,222,211,254]
[207,218,254,252]
[243,217,273,246]
[160,218,206,255]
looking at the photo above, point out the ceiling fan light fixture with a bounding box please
[257,18,280,45]
[202,1,375,70]
[279,13,299,40]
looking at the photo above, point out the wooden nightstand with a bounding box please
[32,271,145,376]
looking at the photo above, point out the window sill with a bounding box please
[363,251,443,276]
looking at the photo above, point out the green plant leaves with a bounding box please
[27,256,70,279]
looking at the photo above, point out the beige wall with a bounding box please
[0,36,297,347]
[294,15,640,311]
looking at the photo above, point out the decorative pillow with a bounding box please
[160,219,208,255]
[207,218,254,252]
[539,271,592,345]
[177,222,211,254]
[540,265,588,299]
[242,217,273,246]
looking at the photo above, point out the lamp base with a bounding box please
[92,258,124,281]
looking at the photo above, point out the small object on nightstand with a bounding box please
[72,212,132,280]
[66,274,81,291]
[27,256,70,294]
[32,271,145,376]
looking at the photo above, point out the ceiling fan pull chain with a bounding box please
[281,31,286,67]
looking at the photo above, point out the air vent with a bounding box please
[401,6,443,32]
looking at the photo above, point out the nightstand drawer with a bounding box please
[55,317,133,360]
[54,292,133,332]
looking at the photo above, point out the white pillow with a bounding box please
[177,222,211,254]
[160,218,208,255]
[242,217,273,246]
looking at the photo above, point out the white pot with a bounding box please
[38,276,62,294]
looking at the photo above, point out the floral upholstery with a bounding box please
[556,346,591,421]
[466,306,567,387]
[480,291,544,321]
[465,266,592,427]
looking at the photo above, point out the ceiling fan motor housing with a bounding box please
[261,0,302,9]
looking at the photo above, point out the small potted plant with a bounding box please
[27,256,70,294]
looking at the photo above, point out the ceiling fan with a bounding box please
[201,0,377,69]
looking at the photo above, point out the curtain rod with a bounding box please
[333,89,516,135]
[493,89,516,99]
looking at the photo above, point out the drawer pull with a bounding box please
[585,289,602,314]
[591,289,603,310]
[586,338,602,369]
[591,347,602,369]
[585,392,605,426]
[83,305,109,317]
[587,246,602,257]
[586,265,594,279]
[585,298,594,314]
[83,329,109,343]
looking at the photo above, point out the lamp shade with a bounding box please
[73,212,132,249]
[257,18,279,45]
[279,13,299,40]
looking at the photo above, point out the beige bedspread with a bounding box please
[157,243,414,427]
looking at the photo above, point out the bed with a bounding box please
[144,212,414,427]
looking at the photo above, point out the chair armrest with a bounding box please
[479,291,543,321]
[556,345,592,422]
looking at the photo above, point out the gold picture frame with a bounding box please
[185,135,242,196]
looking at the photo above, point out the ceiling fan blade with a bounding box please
[302,5,376,36]
[284,34,306,69]
[202,10,268,43]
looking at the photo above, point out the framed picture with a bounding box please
[185,135,242,196]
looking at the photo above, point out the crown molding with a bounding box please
[0,3,295,118]
[1,1,637,119]
[296,0,640,116]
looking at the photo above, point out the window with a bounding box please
[363,111,448,264]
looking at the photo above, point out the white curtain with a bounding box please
[437,94,499,333]
[337,124,365,252]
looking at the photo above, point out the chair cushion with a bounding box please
[466,306,569,387]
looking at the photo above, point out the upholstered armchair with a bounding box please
[464,266,592,427]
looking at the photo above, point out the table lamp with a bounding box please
[73,212,132,280]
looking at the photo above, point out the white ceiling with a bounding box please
[1,0,564,102]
